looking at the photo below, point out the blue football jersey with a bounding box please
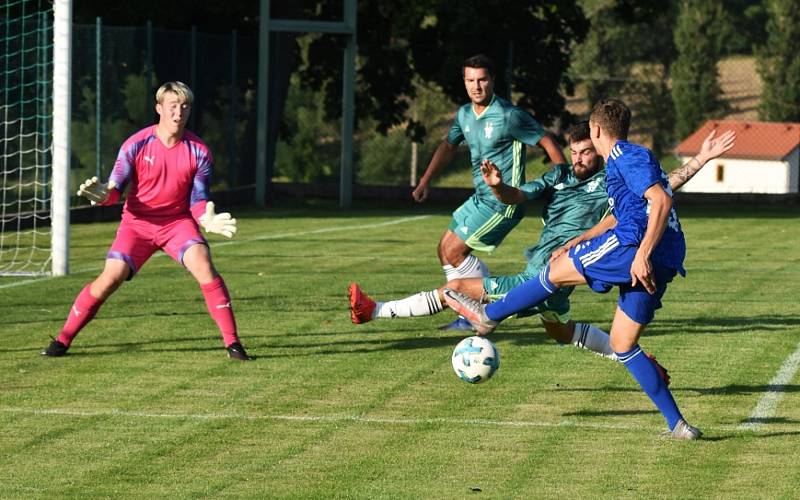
[605,141,686,274]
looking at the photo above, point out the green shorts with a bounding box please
[482,244,574,324]
[448,196,521,253]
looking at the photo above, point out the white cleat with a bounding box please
[442,288,498,336]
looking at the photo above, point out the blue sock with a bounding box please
[616,345,683,430]
[485,266,557,321]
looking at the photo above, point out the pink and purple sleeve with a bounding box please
[189,143,213,222]
[100,133,150,206]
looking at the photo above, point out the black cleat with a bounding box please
[42,338,69,357]
[226,342,251,361]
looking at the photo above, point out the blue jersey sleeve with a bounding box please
[618,146,662,198]
[519,163,568,200]
[507,108,544,147]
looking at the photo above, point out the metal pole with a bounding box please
[190,25,197,131]
[339,0,356,208]
[145,20,153,121]
[51,0,72,276]
[255,0,270,205]
[506,41,513,99]
[95,16,101,178]
[228,29,238,188]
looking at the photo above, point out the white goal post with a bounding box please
[0,0,70,277]
[51,0,71,276]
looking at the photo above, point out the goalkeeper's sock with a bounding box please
[485,265,557,321]
[617,345,682,430]
[572,322,617,360]
[57,284,105,347]
[443,254,489,281]
[374,290,443,318]
[201,276,239,347]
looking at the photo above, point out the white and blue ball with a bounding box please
[451,336,499,384]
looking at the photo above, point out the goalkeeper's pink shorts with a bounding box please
[107,216,207,279]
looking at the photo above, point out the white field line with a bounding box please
[0,405,762,435]
[739,338,800,431]
[0,215,430,290]
[0,406,653,433]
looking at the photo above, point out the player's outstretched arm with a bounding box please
[669,129,736,190]
[412,140,458,202]
[77,176,117,206]
[539,133,567,165]
[481,160,525,204]
[199,201,237,239]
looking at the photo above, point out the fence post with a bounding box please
[95,16,102,178]
[228,29,238,188]
[190,25,197,131]
[145,20,153,121]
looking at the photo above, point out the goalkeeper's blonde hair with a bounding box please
[155,81,194,106]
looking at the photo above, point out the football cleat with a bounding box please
[441,288,497,336]
[348,282,376,324]
[226,342,252,361]
[438,317,474,331]
[665,419,702,440]
[42,338,69,357]
[645,352,671,386]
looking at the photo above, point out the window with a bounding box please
[716,164,724,182]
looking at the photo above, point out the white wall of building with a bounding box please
[678,150,799,193]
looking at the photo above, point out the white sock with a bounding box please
[374,290,443,319]
[572,322,618,360]
[443,254,489,281]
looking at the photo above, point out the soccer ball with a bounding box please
[452,336,500,384]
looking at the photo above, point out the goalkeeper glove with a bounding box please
[199,202,237,239]
[77,176,116,205]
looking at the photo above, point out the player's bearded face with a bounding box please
[156,92,191,134]
[463,67,494,106]
[570,139,601,180]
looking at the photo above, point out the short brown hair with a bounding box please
[567,121,590,144]
[463,54,494,78]
[589,99,631,139]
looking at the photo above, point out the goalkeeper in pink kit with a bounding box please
[43,81,250,361]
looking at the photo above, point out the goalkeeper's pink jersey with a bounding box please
[108,125,210,222]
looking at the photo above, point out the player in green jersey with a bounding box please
[411,54,567,330]
[351,121,735,363]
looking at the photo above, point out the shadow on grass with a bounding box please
[678,384,800,395]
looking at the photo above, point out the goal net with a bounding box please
[1,0,69,276]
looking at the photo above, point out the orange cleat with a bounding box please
[349,282,376,324]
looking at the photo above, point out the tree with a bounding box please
[757,0,800,122]
[571,0,678,155]
[671,0,727,139]
[301,0,588,139]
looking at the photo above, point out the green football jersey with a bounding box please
[519,164,609,267]
[447,95,545,218]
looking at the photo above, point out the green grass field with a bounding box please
[2,201,800,498]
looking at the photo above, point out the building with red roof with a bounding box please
[674,120,800,193]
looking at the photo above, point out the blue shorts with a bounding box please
[568,231,677,325]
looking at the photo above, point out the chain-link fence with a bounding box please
[71,20,259,204]
[70,21,786,203]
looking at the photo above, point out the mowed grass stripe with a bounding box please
[3,405,791,435]
[0,214,431,290]
[2,203,800,498]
